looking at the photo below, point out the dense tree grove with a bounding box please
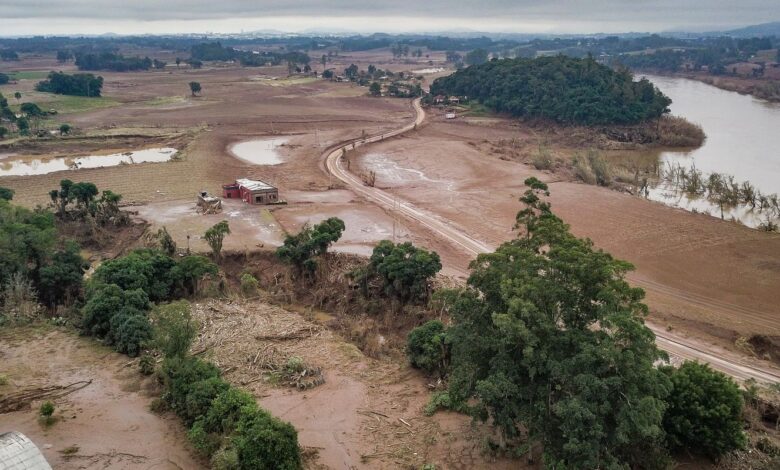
[0,73,9,85]
[75,52,153,71]
[190,42,310,67]
[431,56,672,125]
[35,71,104,97]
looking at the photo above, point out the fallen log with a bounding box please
[0,380,93,413]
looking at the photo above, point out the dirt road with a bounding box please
[325,98,780,385]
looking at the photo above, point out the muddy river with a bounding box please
[643,74,780,226]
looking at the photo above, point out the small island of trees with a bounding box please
[430,55,672,125]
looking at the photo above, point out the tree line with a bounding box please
[34,71,104,97]
[431,55,672,125]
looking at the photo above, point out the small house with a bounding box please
[223,178,279,205]
[433,95,446,104]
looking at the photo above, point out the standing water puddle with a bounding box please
[0,147,178,177]
[229,137,288,165]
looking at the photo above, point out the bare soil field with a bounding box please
[353,117,780,359]
[0,326,202,469]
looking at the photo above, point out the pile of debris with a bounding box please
[191,300,327,393]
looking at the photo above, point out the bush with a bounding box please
[200,387,257,435]
[233,408,301,470]
[572,154,597,185]
[139,353,155,375]
[39,401,55,417]
[93,249,177,301]
[183,377,231,426]
[211,446,239,470]
[81,284,149,338]
[240,273,259,297]
[161,357,221,416]
[407,320,449,377]
[188,420,222,457]
[113,314,153,357]
[663,362,747,459]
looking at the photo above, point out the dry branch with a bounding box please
[0,380,93,413]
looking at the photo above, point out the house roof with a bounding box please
[236,178,276,191]
[0,432,52,470]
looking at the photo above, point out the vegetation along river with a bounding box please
[643,74,780,228]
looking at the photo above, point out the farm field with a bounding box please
[2,42,780,469]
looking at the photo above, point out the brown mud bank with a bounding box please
[0,326,202,469]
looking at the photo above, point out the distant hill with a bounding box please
[715,21,780,37]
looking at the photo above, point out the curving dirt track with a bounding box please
[325,98,780,385]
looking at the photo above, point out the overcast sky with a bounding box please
[1,1,778,36]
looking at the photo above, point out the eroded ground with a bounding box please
[0,326,202,469]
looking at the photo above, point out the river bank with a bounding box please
[639,69,780,103]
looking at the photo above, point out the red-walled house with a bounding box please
[222,178,279,204]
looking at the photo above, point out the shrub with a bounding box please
[113,314,153,357]
[161,357,221,416]
[183,377,231,426]
[587,150,612,186]
[139,353,155,375]
[200,387,257,435]
[663,362,747,459]
[188,420,223,458]
[92,249,176,301]
[81,284,149,338]
[39,401,55,417]
[204,221,230,260]
[233,407,301,470]
[211,446,239,470]
[407,320,449,377]
[240,273,259,297]
[572,154,597,185]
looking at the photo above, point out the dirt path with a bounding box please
[325,99,780,385]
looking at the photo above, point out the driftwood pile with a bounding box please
[0,380,92,413]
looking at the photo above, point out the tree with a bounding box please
[204,221,230,261]
[56,50,72,63]
[407,320,449,377]
[234,409,301,470]
[276,217,345,278]
[369,82,381,96]
[93,248,177,301]
[157,226,176,256]
[81,284,150,339]
[442,185,671,468]
[59,123,71,136]
[0,73,9,85]
[14,91,21,101]
[189,81,202,96]
[662,362,746,459]
[465,48,489,66]
[38,241,86,307]
[0,187,13,200]
[20,102,44,117]
[363,241,441,304]
[0,127,8,140]
[152,300,197,359]
[171,255,218,297]
[176,57,181,68]
[16,117,30,135]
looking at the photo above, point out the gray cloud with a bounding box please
[1,1,778,34]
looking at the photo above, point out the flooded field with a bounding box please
[229,137,289,165]
[0,148,177,177]
[643,75,780,227]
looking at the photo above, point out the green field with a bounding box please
[6,71,51,80]
[8,91,120,114]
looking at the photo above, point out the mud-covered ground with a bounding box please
[0,326,202,469]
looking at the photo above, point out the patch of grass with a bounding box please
[140,96,189,107]
[7,71,51,80]
[463,101,492,117]
[46,95,120,114]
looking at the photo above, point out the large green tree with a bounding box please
[276,217,345,277]
[363,240,442,304]
[443,178,670,468]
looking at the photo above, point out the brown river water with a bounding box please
[642,74,780,227]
